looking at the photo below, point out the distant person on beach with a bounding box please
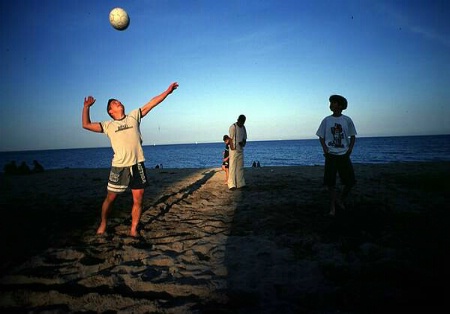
[228,114,247,190]
[18,161,31,175]
[32,160,44,173]
[82,82,179,237]
[3,161,18,175]
[316,95,357,216]
[222,135,231,183]
[251,160,261,168]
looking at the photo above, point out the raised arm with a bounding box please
[141,82,179,117]
[82,96,103,133]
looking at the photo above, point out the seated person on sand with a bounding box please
[18,161,31,175]
[32,160,44,173]
[3,161,18,175]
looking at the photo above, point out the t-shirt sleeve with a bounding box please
[347,117,357,136]
[316,119,326,138]
[101,121,110,135]
[129,109,142,123]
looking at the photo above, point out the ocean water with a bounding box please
[1,135,449,171]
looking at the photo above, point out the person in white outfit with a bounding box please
[228,114,247,190]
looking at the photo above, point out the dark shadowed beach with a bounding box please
[0,162,449,313]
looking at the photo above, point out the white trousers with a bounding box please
[228,149,246,189]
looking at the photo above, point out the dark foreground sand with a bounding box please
[0,162,449,313]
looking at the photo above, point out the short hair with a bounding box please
[107,98,117,117]
[329,95,348,110]
[238,114,246,123]
[223,135,230,141]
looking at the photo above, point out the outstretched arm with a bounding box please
[82,96,103,133]
[141,82,178,117]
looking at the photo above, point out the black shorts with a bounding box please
[107,162,149,193]
[323,153,356,187]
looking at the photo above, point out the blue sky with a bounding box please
[1,0,449,151]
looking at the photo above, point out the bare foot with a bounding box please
[329,205,336,216]
[130,229,138,237]
[96,222,106,234]
[336,199,346,210]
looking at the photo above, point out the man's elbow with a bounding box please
[82,123,96,131]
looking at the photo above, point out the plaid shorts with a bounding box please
[107,162,149,193]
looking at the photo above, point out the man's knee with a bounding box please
[132,189,144,204]
[105,192,118,202]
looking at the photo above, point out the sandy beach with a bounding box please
[0,162,449,313]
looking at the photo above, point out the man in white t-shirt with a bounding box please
[316,95,357,216]
[228,114,247,190]
[82,82,178,237]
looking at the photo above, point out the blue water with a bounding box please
[1,135,449,171]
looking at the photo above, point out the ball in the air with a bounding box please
[109,8,130,31]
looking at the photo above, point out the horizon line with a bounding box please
[1,133,449,153]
